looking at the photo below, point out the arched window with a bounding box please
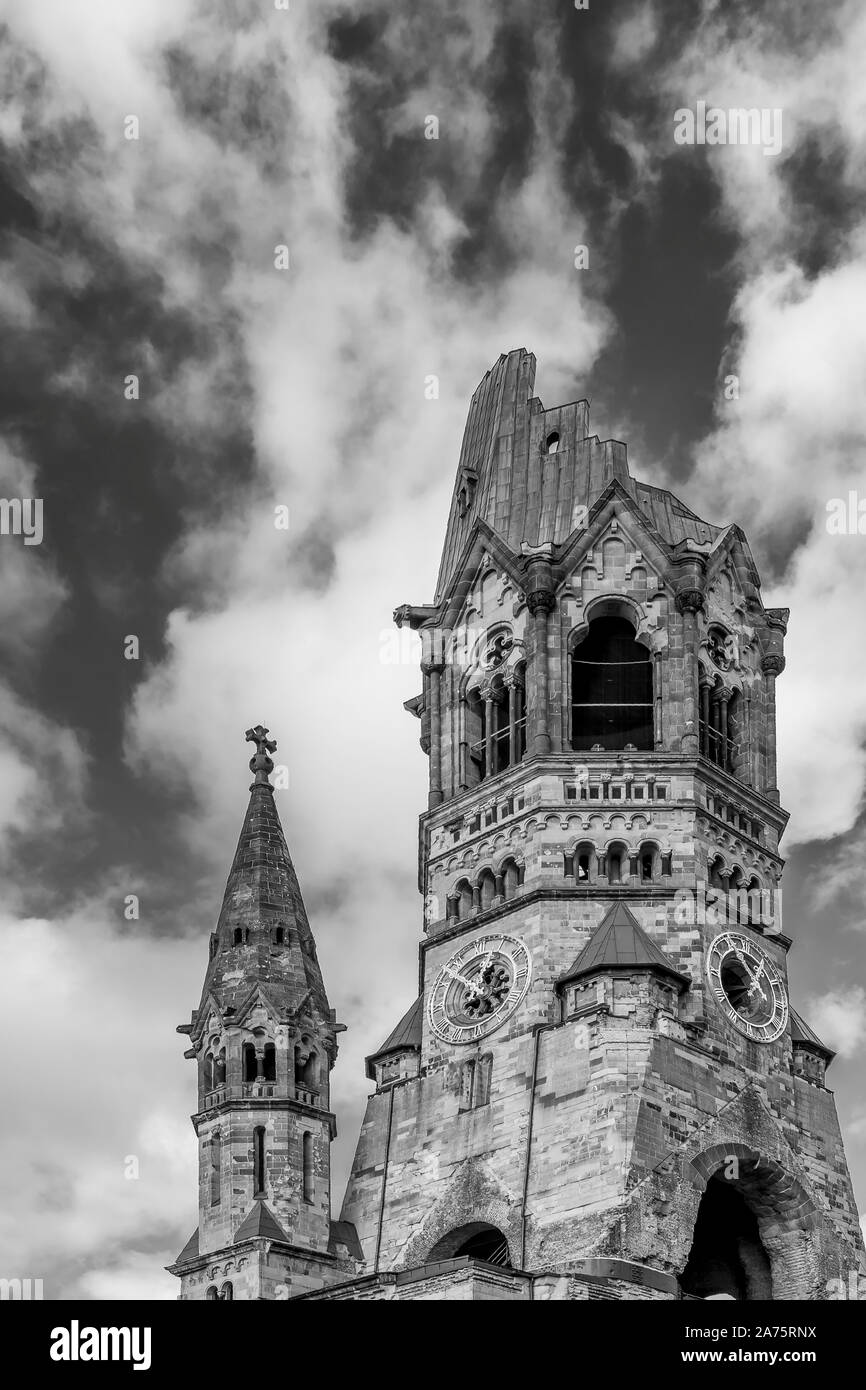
[205,1285,219,1300]
[728,868,744,924]
[502,859,520,901]
[215,1048,226,1085]
[465,661,526,785]
[302,1132,314,1203]
[574,841,594,883]
[639,843,658,882]
[571,616,653,751]
[274,926,285,945]
[263,1043,276,1082]
[294,1041,318,1090]
[204,1053,215,1091]
[708,857,727,891]
[456,879,474,920]
[606,844,626,884]
[253,1126,266,1197]
[210,1131,221,1207]
[546,431,560,454]
[478,869,496,912]
[233,928,243,946]
[243,1043,257,1083]
[220,1281,233,1301]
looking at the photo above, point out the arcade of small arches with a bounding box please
[201,1031,324,1098]
[445,857,525,922]
[706,854,775,929]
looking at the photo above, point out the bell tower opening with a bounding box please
[571,615,653,751]
[679,1173,772,1300]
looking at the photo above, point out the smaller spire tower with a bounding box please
[169,727,360,1300]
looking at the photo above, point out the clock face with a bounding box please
[428,934,531,1044]
[706,931,788,1043]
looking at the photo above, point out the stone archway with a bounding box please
[428,1222,512,1267]
[681,1144,822,1300]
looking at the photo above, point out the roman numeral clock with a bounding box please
[428,935,532,1045]
[705,932,789,1043]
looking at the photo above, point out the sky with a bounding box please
[0,0,865,1299]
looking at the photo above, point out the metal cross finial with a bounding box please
[245,725,277,757]
[245,725,277,787]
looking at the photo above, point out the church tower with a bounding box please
[329,349,863,1301]
[169,727,360,1299]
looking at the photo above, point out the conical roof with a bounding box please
[197,727,331,1023]
[559,903,690,990]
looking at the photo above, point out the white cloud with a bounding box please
[808,985,866,1059]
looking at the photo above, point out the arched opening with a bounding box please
[233,928,243,946]
[478,868,496,912]
[680,1172,772,1299]
[294,1041,318,1090]
[205,1285,219,1300]
[263,1043,276,1082]
[501,859,520,901]
[243,1042,257,1083]
[220,1281,233,1301]
[571,616,653,751]
[574,840,594,883]
[274,926,285,945]
[456,879,474,920]
[215,1048,226,1085]
[428,1222,511,1267]
[203,1053,215,1091]
[639,843,658,882]
[545,431,560,454]
[606,842,627,885]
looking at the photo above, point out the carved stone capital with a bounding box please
[675,587,705,615]
[527,589,556,616]
[761,654,786,677]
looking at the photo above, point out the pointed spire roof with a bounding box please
[233,1200,290,1245]
[558,903,690,991]
[366,996,422,1077]
[198,726,331,1025]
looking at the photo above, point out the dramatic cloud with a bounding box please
[808,985,866,1060]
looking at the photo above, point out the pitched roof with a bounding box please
[233,1200,290,1245]
[790,1007,835,1061]
[559,903,690,990]
[366,996,423,1077]
[174,1227,199,1265]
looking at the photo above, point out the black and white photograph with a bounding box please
[1,0,864,1361]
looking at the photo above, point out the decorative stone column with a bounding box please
[523,547,556,757]
[761,654,785,802]
[423,658,445,808]
[699,677,712,758]
[675,583,705,756]
[527,591,555,755]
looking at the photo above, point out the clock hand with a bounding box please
[444,965,483,995]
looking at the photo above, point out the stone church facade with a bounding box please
[169,349,863,1301]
